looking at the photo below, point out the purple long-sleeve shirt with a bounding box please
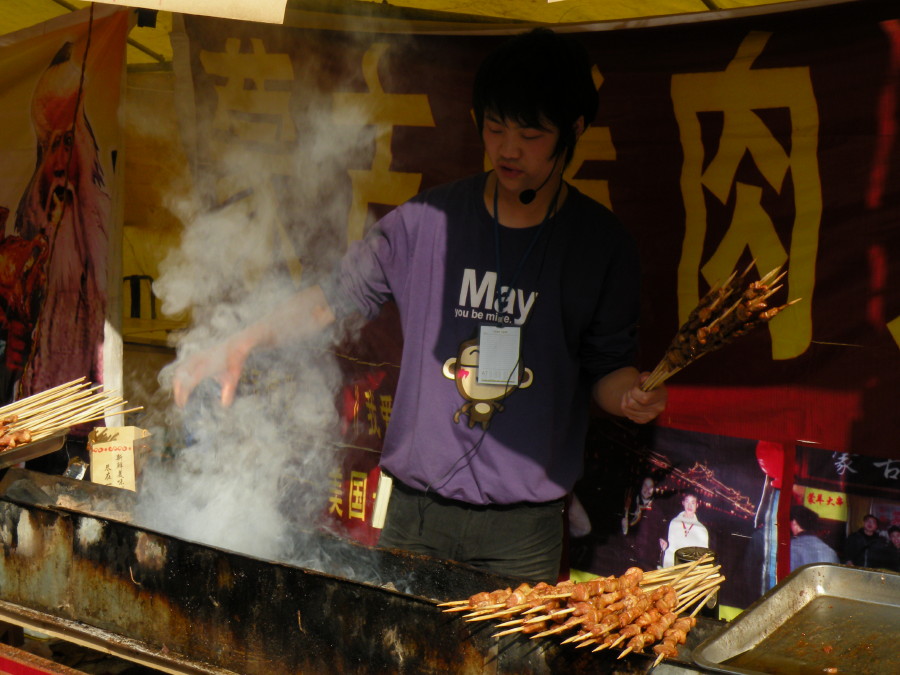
[323,173,639,505]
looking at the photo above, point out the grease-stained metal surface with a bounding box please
[0,468,718,674]
[693,563,900,675]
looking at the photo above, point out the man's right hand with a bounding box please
[171,283,337,408]
[172,332,255,408]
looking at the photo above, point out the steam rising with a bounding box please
[136,74,376,568]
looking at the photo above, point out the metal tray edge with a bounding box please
[692,563,900,674]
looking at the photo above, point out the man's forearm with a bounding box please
[244,283,337,350]
[592,366,641,417]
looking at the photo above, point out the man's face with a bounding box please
[39,128,76,221]
[482,112,560,198]
[683,495,698,515]
[891,530,900,549]
[640,478,654,500]
[863,517,878,534]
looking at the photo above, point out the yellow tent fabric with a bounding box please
[0,0,841,67]
[354,0,795,23]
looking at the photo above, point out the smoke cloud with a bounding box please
[134,56,377,570]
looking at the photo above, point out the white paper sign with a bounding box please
[89,427,151,492]
[91,0,287,24]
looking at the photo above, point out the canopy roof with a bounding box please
[0,0,852,68]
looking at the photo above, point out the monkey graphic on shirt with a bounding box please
[442,336,533,430]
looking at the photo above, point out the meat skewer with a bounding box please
[641,262,800,391]
[650,614,698,667]
[442,560,723,667]
[0,428,32,450]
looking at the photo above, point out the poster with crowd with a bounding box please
[171,0,900,611]
[0,6,127,409]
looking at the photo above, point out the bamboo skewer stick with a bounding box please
[461,606,503,618]
[15,394,120,431]
[530,622,576,639]
[23,407,144,444]
[642,555,712,591]
[688,587,719,618]
[675,577,723,614]
[492,625,528,638]
[20,403,125,435]
[0,378,87,416]
[493,617,526,628]
[560,632,585,645]
[7,389,114,426]
[674,566,721,596]
[0,379,142,453]
[524,606,575,624]
[3,387,96,422]
[641,555,712,581]
[467,608,524,622]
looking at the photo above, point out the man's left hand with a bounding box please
[621,373,667,424]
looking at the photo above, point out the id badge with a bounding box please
[477,325,521,385]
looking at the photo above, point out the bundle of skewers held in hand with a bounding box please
[439,555,723,668]
[0,378,142,451]
[641,262,800,392]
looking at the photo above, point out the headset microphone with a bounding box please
[518,153,561,205]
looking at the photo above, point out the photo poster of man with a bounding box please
[570,423,764,614]
[570,421,900,616]
[0,6,127,408]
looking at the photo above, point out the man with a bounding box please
[790,504,839,571]
[174,29,667,582]
[661,492,709,568]
[884,525,900,573]
[843,514,887,568]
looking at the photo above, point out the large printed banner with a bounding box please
[177,3,900,587]
[0,7,127,405]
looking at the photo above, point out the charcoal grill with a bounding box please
[0,468,719,673]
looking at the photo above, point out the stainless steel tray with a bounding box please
[693,563,900,674]
[0,430,68,469]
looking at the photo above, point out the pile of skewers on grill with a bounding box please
[0,378,142,451]
[439,555,722,668]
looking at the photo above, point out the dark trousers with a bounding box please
[377,478,565,582]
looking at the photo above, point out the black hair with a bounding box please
[472,28,599,166]
[889,525,900,535]
[790,504,819,532]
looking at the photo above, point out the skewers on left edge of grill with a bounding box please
[438,554,724,668]
[0,377,143,452]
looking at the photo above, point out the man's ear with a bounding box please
[573,116,585,139]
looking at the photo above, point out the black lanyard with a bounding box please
[492,176,562,318]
